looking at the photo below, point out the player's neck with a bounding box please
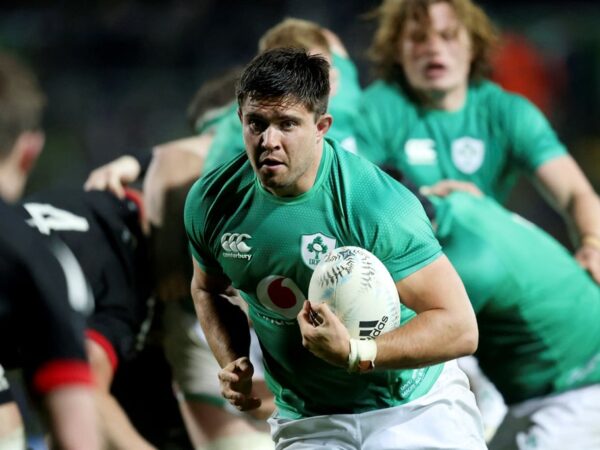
[268,143,324,198]
[0,164,26,202]
[419,85,467,112]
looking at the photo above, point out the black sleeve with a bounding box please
[0,201,93,395]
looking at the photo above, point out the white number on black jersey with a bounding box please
[23,203,90,235]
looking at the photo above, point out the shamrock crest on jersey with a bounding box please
[451,137,485,174]
[301,233,336,269]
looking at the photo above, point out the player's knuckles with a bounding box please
[300,333,317,350]
[222,388,242,402]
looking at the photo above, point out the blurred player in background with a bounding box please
[383,167,600,450]
[356,0,600,282]
[185,48,485,449]
[356,0,600,438]
[0,51,101,450]
[14,187,157,450]
[1,50,156,450]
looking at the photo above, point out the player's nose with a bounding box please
[261,126,281,151]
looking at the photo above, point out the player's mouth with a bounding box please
[259,157,286,172]
[424,61,447,78]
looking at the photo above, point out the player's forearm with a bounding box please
[192,287,252,368]
[373,306,478,370]
[568,190,600,246]
[375,256,479,370]
[535,155,600,245]
[96,392,156,450]
[45,386,101,450]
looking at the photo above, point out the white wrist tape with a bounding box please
[347,338,377,373]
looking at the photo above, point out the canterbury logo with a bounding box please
[221,233,252,260]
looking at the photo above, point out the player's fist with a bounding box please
[218,357,261,412]
[297,301,350,367]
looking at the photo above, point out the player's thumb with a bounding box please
[311,301,333,318]
[234,356,254,378]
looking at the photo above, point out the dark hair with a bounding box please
[379,165,436,221]
[186,66,242,134]
[236,48,330,117]
[0,53,46,158]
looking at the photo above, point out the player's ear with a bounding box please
[15,130,45,174]
[315,113,332,142]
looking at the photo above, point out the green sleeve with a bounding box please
[376,189,442,282]
[354,84,395,165]
[183,178,224,276]
[202,110,245,175]
[506,94,567,172]
[326,53,362,149]
[330,53,362,114]
[352,167,442,281]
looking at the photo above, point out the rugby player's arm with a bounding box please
[535,155,600,283]
[143,138,209,227]
[190,258,251,366]
[44,386,101,450]
[84,155,142,199]
[374,255,478,370]
[86,340,156,450]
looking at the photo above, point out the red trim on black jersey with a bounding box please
[32,360,93,394]
[85,329,119,371]
[124,188,145,225]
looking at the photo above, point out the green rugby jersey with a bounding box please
[433,192,600,404]
[185,139,443,419]
[356,80,566,202]
[202,53,362,174]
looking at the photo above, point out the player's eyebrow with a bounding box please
[244,111,303,124]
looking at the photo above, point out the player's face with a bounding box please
[240,97,331,197]
[397,2,472,106]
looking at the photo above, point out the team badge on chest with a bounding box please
[300,233,337,269]
[451,137,485,174]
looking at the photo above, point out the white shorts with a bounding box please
[489,383,600,450]
[268,360,487,450]
[163,301,264,405]
[458,356,507,442]
[196,431,274,450]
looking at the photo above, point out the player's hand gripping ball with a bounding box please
[308,246,401,339]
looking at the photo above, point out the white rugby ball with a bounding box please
[308,246,401,339]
